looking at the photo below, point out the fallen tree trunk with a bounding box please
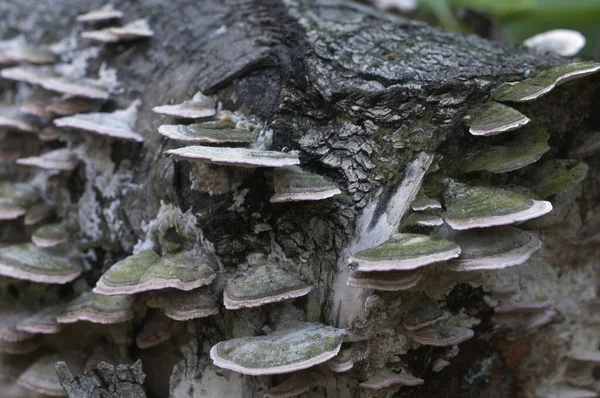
[0,0,599,397]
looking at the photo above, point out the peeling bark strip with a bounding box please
[0,0,599,397]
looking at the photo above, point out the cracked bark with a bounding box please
[1,0,599,397]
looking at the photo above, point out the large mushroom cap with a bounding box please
[94,249,217,295]
[223,264,311,310]
[443,226,541,271]
[468,101,530,136]
[210,322,346,375]
[350,233,460,272]
[166,146,300,168]
[0,244,81,283]
[443,181,552,230]
[492,61,600,102]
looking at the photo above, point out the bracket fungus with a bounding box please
[24,202,55,226]
[402,295,447,331]
[530,159,589,198]
[443,181,552,230]
[56,292,135,324]
[0,244,81,283]
[492,61,600,102]
[349,233,460,272]
[468,101,530,136]
[157,124,257,144]
[209,322,346,375]
[94,249,217,295]
[327,346,355,372]
[0,182,38,220]
[166,146,300,168]
[45,97,101,117]
[523,29,586,57]
[0,36,56,65]
[54,100,142,142]
[407,325,474,347]
[146,288,219,321]
[17,352,84,397]
[270,166,341,203]
[0,105,37,133]
[16,148,77,172]
[411,194,441,212]
[442,226,541,271]
[223,264,311,310]
[16,304,65,335]
[347,269,423,291]
[82,19,154,43]
[152,92,216,119]
[401,212,444,230]
[31,223,68,248]
[465,127,551,173]
[76,6,123,22]
[359,371,424,390]
[0,305,36,343]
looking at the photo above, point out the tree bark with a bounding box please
[1,0,599,397]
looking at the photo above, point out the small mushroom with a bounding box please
[81,19,154,43]
[223,264,311,310]
[76,5,123,22]
[17,148,77,171]
[411,194,441,212]
[45,97,101,117]
[17,351,85,397]
[465,127,551,173]
[403,295,446,331]
[40,75,111,100]
[327,347,354,372]
[0,244,81,283]
[347,269,423,291]
[401,212,444,230]
[468,101,530,136]
[56,292,135,324]
[349,233,460,272]
[264,371,325,398]
[31,223,68,248]
[432,358,450,372]
[492,62,600,102]
[94,249,217,295]
[54,100,142,141]
[0,304,36,342]
[0,105,37,133]
[443,181,552,230]
[157,124,256,144]
[0,182,39,220]
[494,300,550,314]
[152,92,216,119]
[135,311,177,349]
[359,371,424,390]
[442,226,541,271]
[407,324,474,346]
[0,36,56,65]
[24,202,55,226]
[209,322,346,375]
[16,304,65,335]
[530,159,589,198]
[523,29,586,57]
[165,146,300,167]
[146,288,219,321]
[270,166,341,203]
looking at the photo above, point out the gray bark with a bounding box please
[0,0,598,397]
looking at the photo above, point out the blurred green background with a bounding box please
[408,0,600,57]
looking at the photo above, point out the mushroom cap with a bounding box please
[0,105,37,133]
[40,76,110,100]
[94,249,217,295]
[0,65,54,85]
[466,127,550,173]
[157,124,256,144]
[359,371,424,390]
[56,292,135,324]
[0,244,81,284]
[45,97,101,117]
[270,166,341,203]
[468,101,530,136]
[403,295,446,331]
[401,212,444,230]
[166,146,300,168]
[17,148,77,172]
[531,159,589,198]
[264,371,325,398]
[223,264,311,310]
[411,195,441,212]
[162,289,219,321]
[494,300,550,314]
[443,226,541,271]
[0,304,36,342]
[82,19,154,43]
[210,322,346,375]
[135,312,175,349]
[0,181,39,220]
[492,62,600,102]
[24,202,55,226]
[444,181,552,230]
[152,92,216,119]
[76,7,123,22]
[0,36,56,65]
[327,347,354,372]
[523,29,586,57]
[408,325,474,346]
[347,269,423,291]
[350,233,460,272]
[54,101,142,141]
[17,351,85,397]
[16,304,65,334]
[31,223,68,248]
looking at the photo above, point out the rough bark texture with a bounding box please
[0,1,599,398]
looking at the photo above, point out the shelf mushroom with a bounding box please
[0,105,37,133]
[0,244,81,283]
[56,292,135,324]
[0,36,56,65]
[145,288,219,321]
[16,304,66,335]
[158,123,257,144]
[31,223,68,248]
[530,159,589,198]
[0,182,39,220]
[17,148,77,172]
[523,29,586,57]
[153,92,216,119]
[359,371,424,390]
[76,5,123,23]
[264,371,325,398]
[443,181,552,230]
[407,325,474,347]
[94,249,217,295]
[210,322,346,375]
[468,101,530,136]
[402,296,447,331]
[223,264,311,310]
[347,269,423,291]
[82,19,154,43]
[270,166,341,203]
[166,146,300,168]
